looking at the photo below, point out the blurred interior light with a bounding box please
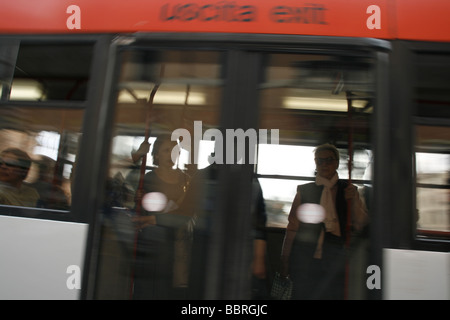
[283,96,366,112]
[10,79,43,100]
[155,91,205,105]
[118,89,205,105]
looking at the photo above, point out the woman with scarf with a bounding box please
[280,143,368,299]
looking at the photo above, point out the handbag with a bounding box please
[270,272,293,300]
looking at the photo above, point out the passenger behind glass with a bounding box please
[125,140,151,194]
[28,155,69,210]
[131,134,192,300]
[0,147,39,207]
[250,178,269,299]
[181,156,269,299]
[280,143,368,300]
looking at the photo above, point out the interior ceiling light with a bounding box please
[10,79,43,101]
[283,96,366,112]
[118,89,206,105]
[154,91,205,105]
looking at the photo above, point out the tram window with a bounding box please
[108,49,223,182]
[0,106,83,209]
[414,52,450,238]
[10,43,93,101]
[256,50,374,301]
[258,52,374,228]
[0,41,91,210]
[257,143,372,227]
[415,125,450,238]
[96,48,223,299]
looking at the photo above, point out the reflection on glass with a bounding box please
[416,152,449,183]
[257,144,372,227]
[257,51,374,300]
[258,178,308,227]
[0,108,83,209]
[97,49,223,300]
[258,54,374,220]
[415,125,450,235]
[416,187,449,232]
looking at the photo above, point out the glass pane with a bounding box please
[258,144,372,228]
[0,40,19,100]
[415,125,450,236]
[259,178,308,227]
[0,106,83,209]
[257,144,372,180]
[10,43,93,101]
[259,52,374,300]
[96,48,223,299]
[416,53,450,118]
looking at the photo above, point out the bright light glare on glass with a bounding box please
[33,131,60,160]
[416,152,450,184]
[257,144,316,176]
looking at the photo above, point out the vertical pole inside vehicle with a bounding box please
[345,90,354,300]
[129,74,161,298]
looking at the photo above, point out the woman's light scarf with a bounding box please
[313,173,341,258]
